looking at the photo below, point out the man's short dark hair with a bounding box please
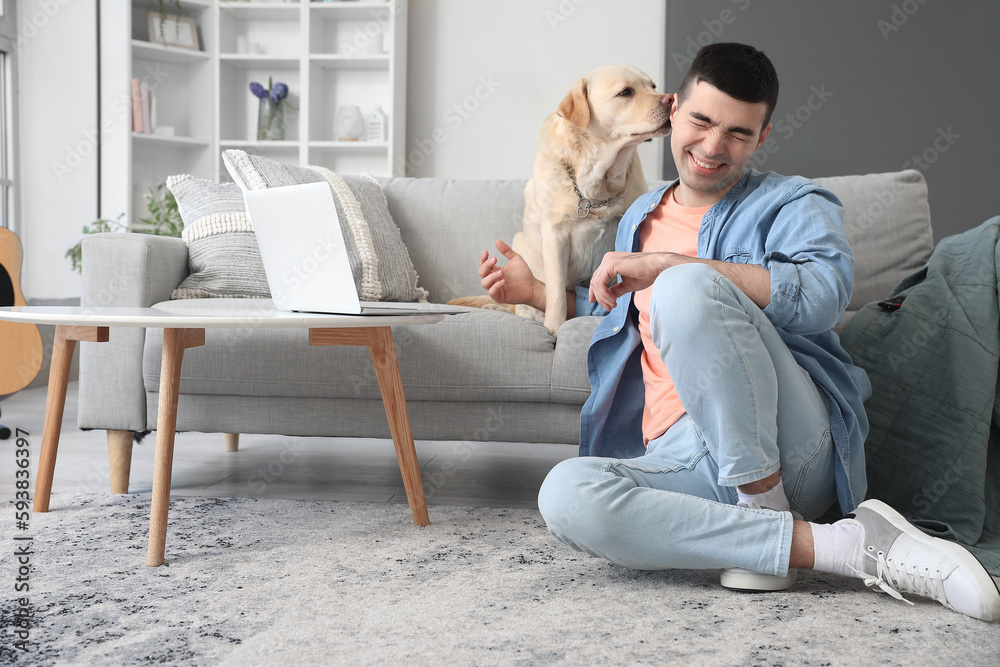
[678,43,779,130]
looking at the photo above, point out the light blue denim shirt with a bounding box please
[576,169,872,515]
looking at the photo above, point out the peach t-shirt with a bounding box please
[631,186,711,444]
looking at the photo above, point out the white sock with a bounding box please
[810,520,865,578]
[737,479,790,512]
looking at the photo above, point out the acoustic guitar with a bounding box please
[0,227,43,397]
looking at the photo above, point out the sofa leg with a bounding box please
[107,429,134,494]
[224,433,239,452]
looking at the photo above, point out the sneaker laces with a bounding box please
[848,552,951,610]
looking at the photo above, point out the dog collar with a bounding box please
[564,163,616,218]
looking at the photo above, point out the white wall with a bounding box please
[405,0,666,181]
[17,0,97,301]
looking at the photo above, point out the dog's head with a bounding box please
[558,66,672,143]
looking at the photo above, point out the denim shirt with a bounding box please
[576,169,872,515]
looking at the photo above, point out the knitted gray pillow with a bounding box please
[222,149,427,303]
[166,174,270,300]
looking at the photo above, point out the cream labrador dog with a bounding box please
[454,66,672,335]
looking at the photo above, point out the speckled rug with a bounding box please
[1,493,998,666]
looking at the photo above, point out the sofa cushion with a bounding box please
[812,170,933,313]
[166,175,270,300]
[222,150,427,303]
[143,299,594,404]
[551,316,599,403]
[378,178,530,303]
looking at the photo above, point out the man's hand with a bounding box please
[479,239,544,309]
[588,251,773,311]
[588,251,674,311]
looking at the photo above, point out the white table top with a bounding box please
[0,301,449,329]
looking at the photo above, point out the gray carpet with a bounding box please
[2,493,998,666]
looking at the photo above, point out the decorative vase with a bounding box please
[257,97,285,141]
[335,104,364,141]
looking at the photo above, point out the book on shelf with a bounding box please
[131,78,155,134]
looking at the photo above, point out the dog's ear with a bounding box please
[558,78,590,129]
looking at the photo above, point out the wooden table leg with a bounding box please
[367,327,430,526]
[32,326,76,513]
[309,326,430,526]
[147,328,204,567]
[33,325,109,513]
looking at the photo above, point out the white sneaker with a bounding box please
[845,499,1000,621]
[720,502,799,592]
[721,565,797,592]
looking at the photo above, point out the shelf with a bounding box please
[135,0,212,11]
[220,140,300,149]
[218,2,303,21]
[105,0,407,228]
[133,132,211,147]
[310,54,389,70]
[310,141,388,150]
[310,1,397,21]
[132,39,210,64]
[220,54,301,69]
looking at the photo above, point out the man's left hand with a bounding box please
[589,251,679,311]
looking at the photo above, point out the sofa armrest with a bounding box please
[77,233,189,431]
[80,233,189,307]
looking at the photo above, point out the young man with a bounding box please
[477,43,1000,621]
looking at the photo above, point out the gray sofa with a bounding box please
[78,170,934,455]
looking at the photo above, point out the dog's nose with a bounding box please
[658,94,672,106]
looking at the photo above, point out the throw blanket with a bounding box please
[841,216,1000,576]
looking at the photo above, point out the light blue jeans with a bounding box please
[538,264,838,576]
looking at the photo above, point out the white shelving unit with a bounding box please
[100,0,407,225]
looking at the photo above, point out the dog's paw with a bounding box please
[482,302,516,314]
[515,304,545,323]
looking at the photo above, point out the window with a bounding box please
[0,0,15,233]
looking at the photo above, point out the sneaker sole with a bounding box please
[856,499,1000,622]
[721,568,797,592]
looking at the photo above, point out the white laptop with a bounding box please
[244,182,465,316]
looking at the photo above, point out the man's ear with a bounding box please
[756,123,772,149]
[558,78,590,129]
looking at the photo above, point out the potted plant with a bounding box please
[66,184,183,273]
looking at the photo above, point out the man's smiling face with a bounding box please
[669,80,771,207]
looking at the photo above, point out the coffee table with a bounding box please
[0,302,446,566]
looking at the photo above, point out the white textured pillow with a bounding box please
[222,149,427,303]
[167,174,270,300]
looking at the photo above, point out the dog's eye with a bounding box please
[618,87,634,98]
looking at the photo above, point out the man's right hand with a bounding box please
[479,239,544,309]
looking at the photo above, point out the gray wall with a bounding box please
[663,0,999,242]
